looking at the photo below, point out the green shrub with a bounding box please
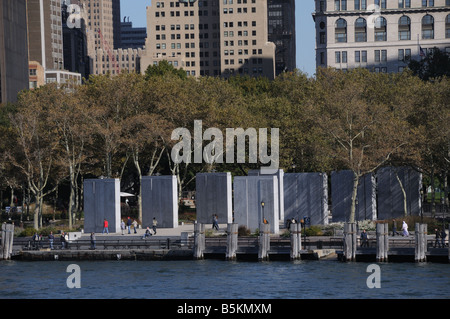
[304,226,323,236]
[18,228,38,237]
[238,225,251,236]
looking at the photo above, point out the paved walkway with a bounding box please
[80,223,228,239]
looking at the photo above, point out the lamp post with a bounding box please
[420,188,424,223]
[261,201,265,224]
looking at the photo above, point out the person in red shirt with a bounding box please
[102,219,109,234]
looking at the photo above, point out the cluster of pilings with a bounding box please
[193,222,303,261]
[1,223,14,260]
[341,222,443,263]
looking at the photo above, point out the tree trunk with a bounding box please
[395,171,408,217]
[349,172,359,223]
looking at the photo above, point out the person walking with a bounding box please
[32,232,40,250]
[121,219,126,235]
[127,217,132,234]
[152,217,158,235]
[402,221,409,237]
[48,231,54,250]
[102,219,109,234]
[441,229,447,248]
[212,214,219,231]
[392,219,400,236]
[360,229,369,247]
[434,228,442,248]
[90,232,96,250]
[60,232,66,249]
[132,219,138,234]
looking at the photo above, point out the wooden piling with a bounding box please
[1,223,14,260]
[193,222,205,260]
[258,223,270,261]
[376,223,388,262]
[415,223,427,262]
[226,223,238,261]
[290,223,301,260]
[343,223,356,261]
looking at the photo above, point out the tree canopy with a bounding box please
[0,66,449,226]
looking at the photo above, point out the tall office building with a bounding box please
[75,0,121,52]
[120,18,147,49]
[26,0,82,88]
[313,0,450,73]
[62,1,90,79]
[141,0,277,79]
[27,0,64,71]
[0,0,29,104]
[72,0,122,75]
[268,0,296,75]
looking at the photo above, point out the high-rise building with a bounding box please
[27,0,64,71]
[76,0,121,52]
[26,0,82,88]
[268,0,296,75]
[141,0,277,79]
[120,18,147,49]
[0,0,29,104]
[62,1,90,79]
[313,0,450,73]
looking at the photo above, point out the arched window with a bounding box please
[422,14,434,39]
[335,18,347,43]
[374,16,387,41]
[398,16,411,40]
[355,17,367,42]
[446,14,450,38]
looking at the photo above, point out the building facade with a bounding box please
[120,18,147,49]
[92,47,144,75]
[268,0,296,75]
[141,0,277,79]
[0,0,29,104]
[313,0,450,73]
[62,1,91,79]
[74,0,122,75]
[27,0,64,71]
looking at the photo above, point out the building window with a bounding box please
[446,14,450,38]
[398,16,411,40]
[335,18,347,43]
[398,49,411,62]
[355,18,367,42]
[399,0,411,8]
[355,50,367,63]
[375,49,387,63]
[422,14,434,39]
[375,0,386,9]
[374,16,387,41]
[334,0,347,11]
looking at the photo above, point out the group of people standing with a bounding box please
[31,231,67,250]
[434,228,448,248]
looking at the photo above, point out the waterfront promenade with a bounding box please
[7,222,449,263]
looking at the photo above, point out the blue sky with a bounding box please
[120,0,316,76]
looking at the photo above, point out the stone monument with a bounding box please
[284,172,329,225]
[331,171,377,222]
[233,175,279,234]
[141,175,178,228]
[377,166,422,220]
[84,178,121,233]
[195,172,233,225]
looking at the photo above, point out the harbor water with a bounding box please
[0,259,449,299]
